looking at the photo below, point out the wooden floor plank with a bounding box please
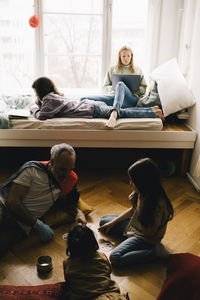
[0,167,200,299]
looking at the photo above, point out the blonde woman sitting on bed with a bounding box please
[80,45,147,108]
[30,77,164,129]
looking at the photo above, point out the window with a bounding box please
[39,0,148,93]
[0,0,35,93]
[40,0,103,93]
[0,0,149,94]
[111,0,148,71]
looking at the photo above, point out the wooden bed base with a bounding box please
[0,123,196,148]
[0,122,197,175]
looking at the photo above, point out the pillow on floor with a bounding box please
[0,282,65,300]
[150,58,195,117]
[156,253,200,300]
[41,198,93,227]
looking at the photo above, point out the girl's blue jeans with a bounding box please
[81,81,156,119]
[100,215,156,267]
[80,81,138,108]
[93,102,156,119]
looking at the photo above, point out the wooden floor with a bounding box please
[0,167,200,300]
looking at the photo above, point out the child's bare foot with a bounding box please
[156,109,165,121]
[105,110,118,129]
[152,105,159,110]
[152,106,165,121]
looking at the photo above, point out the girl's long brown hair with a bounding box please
[32,77,63,100]
[128,158,174,227]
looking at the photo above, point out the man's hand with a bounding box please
[33,219,54,242]
[75,208,87,225]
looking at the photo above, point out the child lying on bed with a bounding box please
[30,77,164,129]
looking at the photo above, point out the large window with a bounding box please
[0,0,35,94]
[40,0,148,92]
[0,0,148,94]
[111,0,148,71]
[41,0,103,93]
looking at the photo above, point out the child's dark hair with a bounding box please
[66,225,99,259]
[128,157,174,227]
[32,77,63,100]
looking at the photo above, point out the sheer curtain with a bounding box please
[144,0,184,78]
[0,0,35,94]
[144,0,163,77]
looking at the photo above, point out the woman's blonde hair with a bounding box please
[116,45,135,73]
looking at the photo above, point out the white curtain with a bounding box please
[177,0,196,77]
[144,0,163,76]
[0,0,35,93]
[145,0,185,78]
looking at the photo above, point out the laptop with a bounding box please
[112,74,141,91]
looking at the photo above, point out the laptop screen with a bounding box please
[112,74,141,91]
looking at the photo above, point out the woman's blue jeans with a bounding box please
[80,81,138,108]
[99,215,156,267]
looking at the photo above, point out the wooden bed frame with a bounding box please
[0,122,197,175]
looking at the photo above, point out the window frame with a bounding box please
[34,0,149,89]
[34,0,113,85]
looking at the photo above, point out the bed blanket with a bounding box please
[0,100,9,128]
[0,95,34,129]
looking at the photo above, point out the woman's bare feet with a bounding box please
[105,110,118,129]
[152,106,165,121]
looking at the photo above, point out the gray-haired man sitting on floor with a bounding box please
[0,143,86,257]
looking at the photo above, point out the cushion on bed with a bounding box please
[156,253,200,300]
[1,94,35,109]
[41,198,93,227]
[0,282,64,300]
[150,58,195,117]
[10,116,163,131]
[137,81,161,108]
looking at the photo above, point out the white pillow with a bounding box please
[150,58,195,117]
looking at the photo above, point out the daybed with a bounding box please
[0,116,197,176]
[0,59,197,175]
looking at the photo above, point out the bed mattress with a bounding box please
[10,116,163,131]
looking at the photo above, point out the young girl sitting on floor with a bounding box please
[63,224,128,300]
[98,157,174,267]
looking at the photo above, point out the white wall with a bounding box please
[186,0,200,189]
